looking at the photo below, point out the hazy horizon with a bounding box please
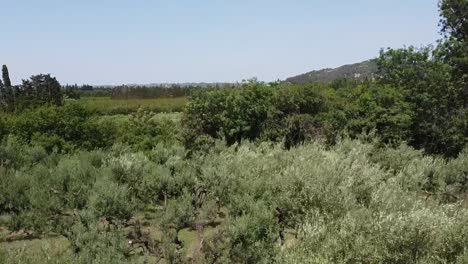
[1,0,440,85]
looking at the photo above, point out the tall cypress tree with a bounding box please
[2,65,14,111]
[2,65,11,88]
[0,78,4,110]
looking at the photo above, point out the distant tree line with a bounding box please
[111,85,194,99]
[61,83,238,99]
[0,65,63,112]
[109,83,239,100]
[62,84,95,99]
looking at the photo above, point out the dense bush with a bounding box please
[376,46,467,156]
[116,110,181,151]
[184,81,336,149]
[184,81,274,145]
[89,180,135,223]
[183,80,427,153]
[0,116,8,141]
[344,83,413,144]
[7,103,114,152]
[66,217,129,264]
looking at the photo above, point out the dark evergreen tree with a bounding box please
[2,65,11,88]
[0,78,4,110]
[2,65,15,111]
[48,75,63,106]
[28,74,63,106]
[18,79,36,109]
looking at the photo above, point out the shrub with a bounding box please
[0,116,8,141]
[272,84,327,117]
[0,136,26,169]
[0,168,31,214]
[65,212,130,264]
[345,84,413,144]
[9,103,115,152]
[159,191,195,230]
[88,180,135,223]
[227,204,280,263]
[184,80,274,145]
[107,150,195,206]
[279,206,468,263]
[283,114,326,149]
[117,110,180,151]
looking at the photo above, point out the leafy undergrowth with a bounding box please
[1,139,468,263]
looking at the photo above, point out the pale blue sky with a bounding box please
[0,0,440,85]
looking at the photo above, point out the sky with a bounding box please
[0,0,440,85]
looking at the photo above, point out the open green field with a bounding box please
[76,97,188,115]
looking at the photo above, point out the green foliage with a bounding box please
[2,3,468,262]
[273,84,327,116]
[20,74,63,108]
[187,46,462,156]
[0,167,31,214]
[227,205,279,263]
[439,0,468,92]
[0,79,5,110]
[184,80,274,145]
[8,103,114,152]
[279,207,468,263]
[64,86,81,100]
[283,114,323,149]
[117,110,180,151]
[1,151,103,234]
[440,0,468,42]
[0,66,63,112]
[184,79,423,152]
[159,191,195,230]
[1,65,15,112]
[64,211,130,264]
[345,83,413,144]
[2,135,468,262]
[376,46,467,156]
[184,81,334,149]
[107,148,195,206]
[89,180,135,223]
[2,65,12,89]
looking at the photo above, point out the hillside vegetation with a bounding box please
[285,60,378,85]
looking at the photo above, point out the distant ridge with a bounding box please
[285,59,378,85]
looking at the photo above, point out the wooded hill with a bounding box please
[285,59,378,84]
